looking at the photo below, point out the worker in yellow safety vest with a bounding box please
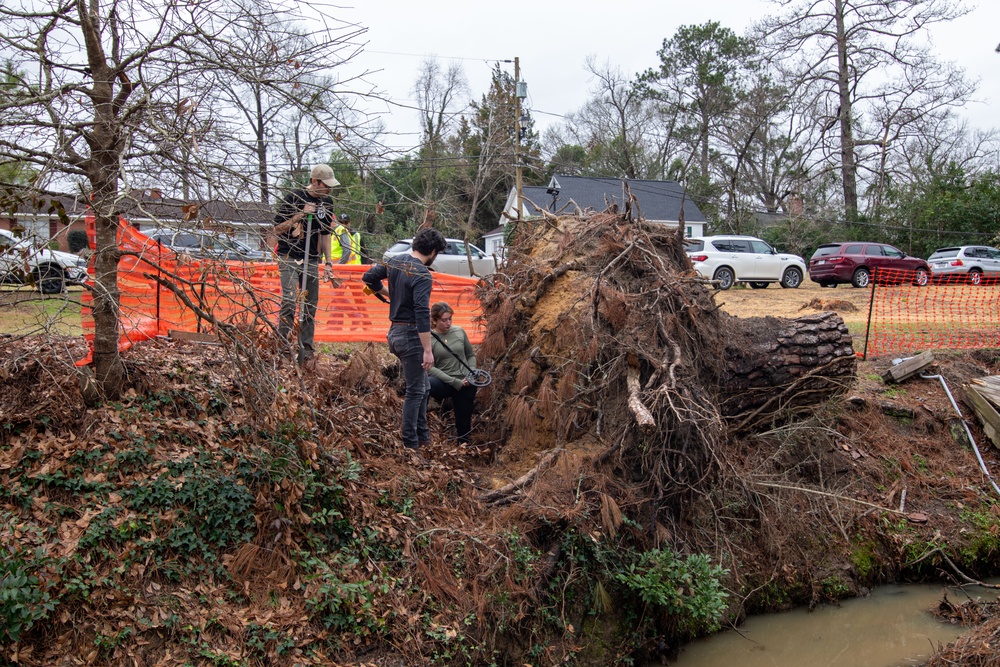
[330,213,362,265]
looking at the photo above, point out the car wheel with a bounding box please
[969,269,983,286]
[749,281,769,289]
[713,267,735,290]
[780,267,803,289]
[35,263,66,294]
[913,268,929,286]
[851,267,871,289]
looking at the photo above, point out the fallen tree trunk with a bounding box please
[719,311,856,423]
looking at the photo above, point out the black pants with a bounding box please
[428,376,477,444]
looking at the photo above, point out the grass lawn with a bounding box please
[0,288,84,336]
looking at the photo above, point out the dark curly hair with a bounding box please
[412,228,448,256]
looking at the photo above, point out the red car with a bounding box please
[809,242,930,288]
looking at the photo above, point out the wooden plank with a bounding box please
[964,383,1000,450]
[883,351,935,384]
[969,376,1000,405]
[167,329,219,344]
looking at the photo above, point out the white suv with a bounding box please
[0,228,89,294]
[685,235,806,290]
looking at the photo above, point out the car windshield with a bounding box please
[387,242,411,254]
[928,248,960,259]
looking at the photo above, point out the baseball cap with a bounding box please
[310,164,340,187]
[339,213,351,222]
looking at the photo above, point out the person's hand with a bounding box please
[461,377,471,387]
[302,203,317,215]
[422,348,434,370]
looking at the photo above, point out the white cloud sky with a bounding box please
[334,0,999,156]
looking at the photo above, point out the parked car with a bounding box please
[808,242,930,288]
[927,246,1000,285]
[0,228,89,294]
[383,238,496,277]
[144,228,268,261]
[683,235,806,290]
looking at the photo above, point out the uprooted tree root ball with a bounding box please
[5,211,1000,666]
[475,211,855,519]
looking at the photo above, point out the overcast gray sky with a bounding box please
[338,0,999,156]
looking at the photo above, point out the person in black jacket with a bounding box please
[362,228,448,453]
[273,164,338,365]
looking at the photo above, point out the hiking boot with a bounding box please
[406,447,428,466]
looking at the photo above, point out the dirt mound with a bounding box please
[799,297,859,312]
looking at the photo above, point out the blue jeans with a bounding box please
[387,324,429,448]
[278,257,320,362]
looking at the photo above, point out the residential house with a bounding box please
[484,175,708,257]
[0,189,274,252]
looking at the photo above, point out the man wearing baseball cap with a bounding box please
[273,164,339,365]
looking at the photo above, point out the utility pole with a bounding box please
[514,57,523,221]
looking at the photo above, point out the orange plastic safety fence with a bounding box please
[79,216,484,365]
[865,266,1000,358]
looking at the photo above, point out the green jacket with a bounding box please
[429,326,476,390]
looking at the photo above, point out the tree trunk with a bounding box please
[720,311,856,421]
[81,7,127,401]
[835,0,860,223]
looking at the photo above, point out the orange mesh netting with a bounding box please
[79,216,484,365]
[864,267,1000,358]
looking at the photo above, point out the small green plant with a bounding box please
[820,575,851,599]
[882,386,906,399]
[303,553,383,637]
[850,540,879,579]
[0,546,59,643]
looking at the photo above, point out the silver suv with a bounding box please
[685,235,806,290]
[927,246,1000,285]
[145,228,268,261]
[0,228,89,294]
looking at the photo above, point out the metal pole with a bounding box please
[299,210,313,325]
[862,271,877,360]
[514,57,523,221]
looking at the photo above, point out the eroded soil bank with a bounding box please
[3,213,1000,665]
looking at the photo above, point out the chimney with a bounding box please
[788,195,803,217]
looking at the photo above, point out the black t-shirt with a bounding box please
[273,188,334,260]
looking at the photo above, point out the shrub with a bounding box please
[615,549,729,634]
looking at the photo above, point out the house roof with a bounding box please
[519,175,707,224]
[4,190,274,226]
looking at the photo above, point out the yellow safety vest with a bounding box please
[331,224,362,264]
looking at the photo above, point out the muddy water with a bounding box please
[670,584,997,667]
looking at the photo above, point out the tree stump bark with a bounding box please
[719,311,856,421]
